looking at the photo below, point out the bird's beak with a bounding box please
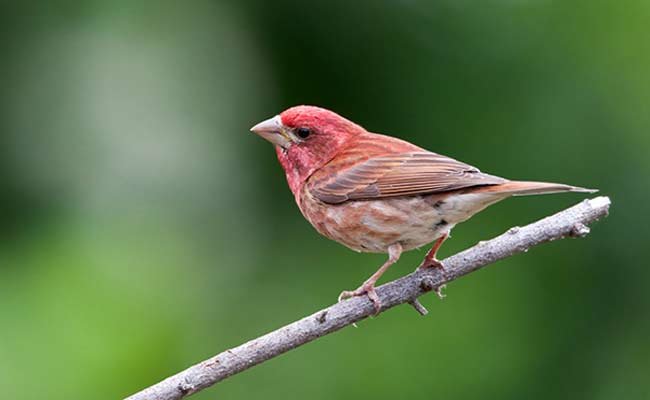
[250,115,292,148]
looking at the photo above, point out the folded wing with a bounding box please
[309,151,507,204]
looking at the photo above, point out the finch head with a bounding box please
[251,106,365,195]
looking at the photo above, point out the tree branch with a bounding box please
[125,196,610,400]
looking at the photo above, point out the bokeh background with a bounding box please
[1,1,648,399]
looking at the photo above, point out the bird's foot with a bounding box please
[418,257,445,270]
[338,283,381,315]
[434,284,446,299]
[418,258,448,299]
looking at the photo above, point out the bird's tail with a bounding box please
[474,181,598,196]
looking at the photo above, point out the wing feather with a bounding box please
[309,151,507,204]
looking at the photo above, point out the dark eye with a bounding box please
[296,127,311,139]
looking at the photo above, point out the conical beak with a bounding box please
[250,115,292,148]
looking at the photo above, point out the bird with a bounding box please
[250,105,595,313]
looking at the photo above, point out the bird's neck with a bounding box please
[275,138,352,202]
[275,129,366,202]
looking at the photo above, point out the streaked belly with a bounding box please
[298,188,504,253]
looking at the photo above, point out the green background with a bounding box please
[1,1,647,399]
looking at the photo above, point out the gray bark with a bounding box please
[126,196,610,400]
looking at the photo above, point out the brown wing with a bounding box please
[309,151,508,204]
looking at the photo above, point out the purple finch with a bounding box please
[251,106,595,312]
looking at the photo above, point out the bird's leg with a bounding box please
[338,243,403,314]
[418,233,448,270]
[418,233,449,299]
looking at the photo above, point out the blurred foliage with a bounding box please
[0,1,648,399]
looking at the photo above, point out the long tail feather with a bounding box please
[475,181,598,196]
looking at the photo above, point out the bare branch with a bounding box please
[125,196,610,400]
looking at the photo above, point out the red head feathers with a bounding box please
[251,106,366,195]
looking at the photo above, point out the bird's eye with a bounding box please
[296,127,311,139]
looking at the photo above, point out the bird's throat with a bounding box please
[276,146,316,202]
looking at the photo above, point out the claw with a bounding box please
[434,284,446,299]
[418,258,450,298]
[337,290,353,302]
[338,283,382,315]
